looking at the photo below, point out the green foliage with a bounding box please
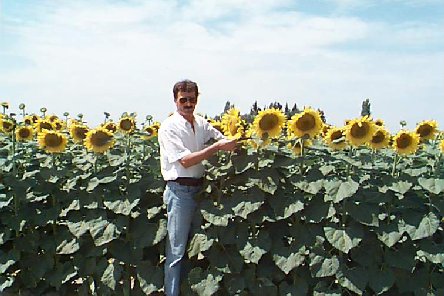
[0,124,443,295]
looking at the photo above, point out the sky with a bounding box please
[1,0,443,132]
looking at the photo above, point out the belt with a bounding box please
[171,177,204,187]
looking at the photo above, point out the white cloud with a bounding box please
[1,0,443,132]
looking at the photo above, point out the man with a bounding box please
[158,79,236,296]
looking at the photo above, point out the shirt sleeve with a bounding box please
[158,127,192,164]
[204,121,225,143]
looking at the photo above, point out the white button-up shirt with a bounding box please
[158,112,224,181]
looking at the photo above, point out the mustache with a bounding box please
[184,106,194,109]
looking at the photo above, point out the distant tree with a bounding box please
[223,101,233,113]
[318,108,326,123]
[361,98,371,117]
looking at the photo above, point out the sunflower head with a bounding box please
[324,127,347,150]
[46,114,59,122]
[70,124,89,143]
[344,116,376,146]
[287,139,312,155]
[140,124,159,140]
[118,117,135,134]
[37,131,67,153]
[34,119,55,133]
[415,120,438,141]
[0,118,14,134]
[440,139,444,153]
[374,119,384,127]
[221,108,244,139]
[287,107,323,139]
[102,121,117,133]
[84,127,115,153]
[16,126,34,141]
[252,108,286,140]
[209,119,224,134]
[392,130,420,155]
[23,115,35,125]
[368,127,390,150]
[53,120,65,131]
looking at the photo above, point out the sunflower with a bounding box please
[374,119,384,127]
[102,121,117,133]
[221,108,244,139]
[118,117,135,134]
[324,127,347,150]
[0,118,14,134]
[251,108,286,140]
[141,124,159,140]
[344,116,376,146]
[69,124,89,143]
[23,115,35,125]
[84,127,115,153]
[37,131,67,153]
[368,127,390,150]
[440,139,444,153]
[53,120,65,131]
[392,130,420,155]
[415,120,438,141]
[287,139,312,155]
[321,124,332,137]
[209,119,224,134]
[34,119,54,133]
[15,126,34,141]
[287,107,323,139]
[46,114,59,122]
[68,118,81,126]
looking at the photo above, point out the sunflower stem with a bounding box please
[346,147,353,178]
[391,153,398,177]
[300,138,305,174]
[435,153,442,178]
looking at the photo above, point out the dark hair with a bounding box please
[173,79,199,100]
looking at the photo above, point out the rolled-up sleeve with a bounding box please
[159,128,191,163]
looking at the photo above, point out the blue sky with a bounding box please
[1,0,443,132]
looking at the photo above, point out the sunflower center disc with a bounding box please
[41,122,53,131]
[296,114,315,131]
[259,114,278,131]
[331,131,344,142]
[372,131,385,144]
[145,127,153,135]
[3,121,12,131]
[19,129,30,138]
[397,135,411,149]
[351,123,369,138]
[417,125,431,137]
[121,120,132,130]
[92,132,110,147]
[45,134,62,147]
[75,127,87,139]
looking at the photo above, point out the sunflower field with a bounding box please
[0,101,443,295]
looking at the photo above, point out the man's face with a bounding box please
[175,90,198,117]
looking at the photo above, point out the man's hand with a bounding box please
[216,138,237,151]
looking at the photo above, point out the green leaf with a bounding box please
[238,229,272,264]
[0,249,20,274]
[188,267,222,296]
[188,233,214,258]
[88,217,121,246]
[303,195,335,223]
[104,198,140,216]
[199,200,232,226]
[417,240,444,264]
[66,212,90,238]
[223,274,246,295]
[271,242,306,274]
[324,223,363,254]
[293,180,324,195]
[0,276,14,292]
[384,241,416,271]
[402,212,439,240]
[48,262,77,290]
[388,180,412,195]
[208,245,243,274]
[345,201,379,227]
[232,187,264,219]
[137,261,163,295]
[336,267,368,295]
[375,221,404,247]
[132,218,167,248]
[279,279,308,296]
[270,193,304,220]
[56,236,80,255]
[309,253,340,278]
[324,178,359,203]
[368,267,395,295]
[101,260,123,291]
[86,177,100,192]
[418,177,444,194]
[0,196,13,210]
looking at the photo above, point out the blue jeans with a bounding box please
[163,181,199,296]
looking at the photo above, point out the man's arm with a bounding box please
[179,138,237,168]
